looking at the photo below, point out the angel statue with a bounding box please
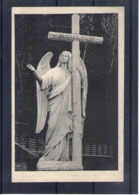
[26,50,88,169]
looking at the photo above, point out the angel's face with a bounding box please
[60,51,69,64]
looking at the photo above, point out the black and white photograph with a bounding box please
[12,7,124,182]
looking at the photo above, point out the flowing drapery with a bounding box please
[38,67,72,161]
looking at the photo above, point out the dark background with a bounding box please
[1,0,138,193]
[15,13,118,171]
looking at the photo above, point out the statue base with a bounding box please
[37,157,83,171]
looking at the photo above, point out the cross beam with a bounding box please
[48,31,103,44]
[48,14,103,168]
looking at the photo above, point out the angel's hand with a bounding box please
[26,64,36,72]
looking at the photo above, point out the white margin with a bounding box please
[11,6,124,182]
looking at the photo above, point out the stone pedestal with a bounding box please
[37,157,83,171]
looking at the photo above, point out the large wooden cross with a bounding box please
[48,14,103,169]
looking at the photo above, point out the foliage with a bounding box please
[15,14,118,145]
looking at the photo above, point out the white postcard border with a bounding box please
[12,6,124,182]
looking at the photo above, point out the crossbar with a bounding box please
[48,31,103,44]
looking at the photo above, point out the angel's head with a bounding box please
[59,51,69,64]
[56,51,72,72]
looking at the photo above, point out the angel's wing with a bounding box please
[35,52,53,134]
[79,58,88,119]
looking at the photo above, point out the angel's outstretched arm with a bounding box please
[26,64,42,85]
[33,71,42,85]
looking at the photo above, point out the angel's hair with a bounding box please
[56,51,72,72]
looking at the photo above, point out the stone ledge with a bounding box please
[37,160,83,171]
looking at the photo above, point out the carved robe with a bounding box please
[35,52,88,164]
[40,67,72,161]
